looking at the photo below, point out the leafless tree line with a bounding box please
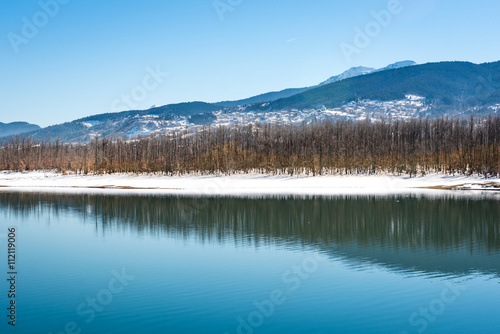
[1,116,499,176]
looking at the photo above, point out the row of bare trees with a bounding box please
[1,116,499,176]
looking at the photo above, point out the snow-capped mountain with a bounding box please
[374,60,417,72]
[319,61,416,86]
[219,61,416,107]
[319,66,375,86]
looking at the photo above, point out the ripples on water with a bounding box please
[0,192,499,333]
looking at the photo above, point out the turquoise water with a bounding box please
[1,192,499,334]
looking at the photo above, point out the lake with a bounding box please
[1,191,499,333]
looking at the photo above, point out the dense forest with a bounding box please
[0,116,499,177]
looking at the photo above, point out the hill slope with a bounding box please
[264,61,500,111]
[218,61,416,107]
[14,102,222,143]
[0,122,41,137]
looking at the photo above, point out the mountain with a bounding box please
[263,61,500,112]
[318,61,416,86]
[218,61,416,107]
[9,102,222,143]
[3,61,500,143]
[374,60,416,72]
[319,66,375,86]
[216,87,311,108]
[0,122,41,137]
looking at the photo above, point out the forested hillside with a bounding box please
[264,61,500,111]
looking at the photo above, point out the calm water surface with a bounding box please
[1,191,499,334]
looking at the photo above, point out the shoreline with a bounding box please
[0,171,499,197]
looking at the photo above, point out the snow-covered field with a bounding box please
[0,171,499,197]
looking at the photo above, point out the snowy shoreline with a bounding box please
[0,171,499,197]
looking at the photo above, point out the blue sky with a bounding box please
[1,0,499,127]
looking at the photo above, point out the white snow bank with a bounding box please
[0,171,499,197]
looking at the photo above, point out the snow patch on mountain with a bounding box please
[375,60,417,72]
[319,61,417,86]
[74,95,434,139]
[81,120,102,128]
[319,66,375,86]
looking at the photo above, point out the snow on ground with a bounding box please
[0,171,499,197]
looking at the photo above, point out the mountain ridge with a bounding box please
[0,122,41,138]
[263,61,500,111]
[3,60,500,143]
[218,61,416,107]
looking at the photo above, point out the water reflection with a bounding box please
[1,192,499,277]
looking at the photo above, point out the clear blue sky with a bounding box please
[1,0,499,127]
